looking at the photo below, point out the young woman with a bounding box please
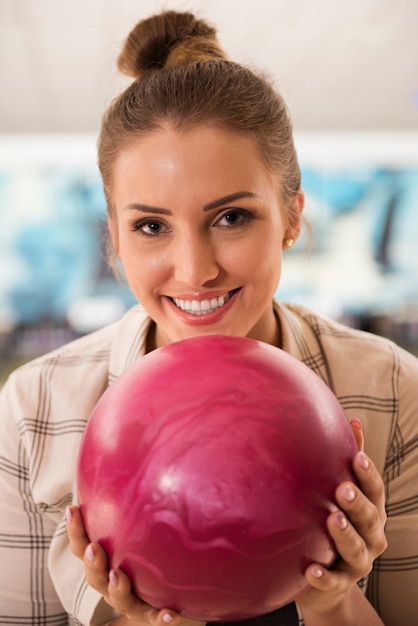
[1,10,417,626]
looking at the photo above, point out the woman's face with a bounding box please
[109,125,303,348]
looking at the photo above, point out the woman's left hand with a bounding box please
[296,419,388,619]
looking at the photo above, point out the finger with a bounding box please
[349,418,364,452]
[304,561,349,594]
[336,480,378,532]
[335,480,387,559]
[66,505,90,559]
[352,451,387,521]
[326,509,370,576]
[168,615,206,626]
[107,568,172,624]
[83,542,111,595]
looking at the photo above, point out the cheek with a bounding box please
[251,243,283,287]
[219,226,282,267]
[120,244,169,292]
[235,233,282,269]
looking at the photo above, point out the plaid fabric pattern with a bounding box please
[0,302,417,626]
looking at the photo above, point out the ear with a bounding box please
[283,190,304,248]
[107,215,119,255]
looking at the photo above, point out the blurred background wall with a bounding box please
[0,0,417,381]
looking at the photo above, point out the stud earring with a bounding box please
[283,237,294,248]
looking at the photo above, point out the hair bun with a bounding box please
[117,10,227,79]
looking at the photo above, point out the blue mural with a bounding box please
[278,166,418,323]
[0,165,135,328]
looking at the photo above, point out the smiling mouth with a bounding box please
[170,289,239,315]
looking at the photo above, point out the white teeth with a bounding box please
[173,292,232,315]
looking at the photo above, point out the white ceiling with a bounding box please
[0,0,417,134]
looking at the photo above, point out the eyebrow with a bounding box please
[123,203,172,215]
[123,191,262,215]
[202,191,262,212]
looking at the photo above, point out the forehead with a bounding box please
[112,124,278,200]
[118,124,258,163]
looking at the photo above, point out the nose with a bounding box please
[173,233,220,288]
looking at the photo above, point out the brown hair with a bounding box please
[99,10,301,224]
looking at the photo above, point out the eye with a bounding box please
[215,209,252,228]
[132,218,169,236]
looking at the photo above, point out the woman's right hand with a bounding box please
[66,505,206,626]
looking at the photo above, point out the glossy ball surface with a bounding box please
[77,335,357,621]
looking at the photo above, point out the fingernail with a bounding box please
[350,418,362,430]
[85,544,95,563]
[342,484,356,502]
[109,569,119,588]
[65,506,73,524]
[310,565,324,579]
[357,451,370,470]
[335,511,348,530]
[162,614,173,624]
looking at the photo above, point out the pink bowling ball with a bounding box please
[77,335,357,622]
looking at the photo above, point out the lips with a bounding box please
[170,290,238,316]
